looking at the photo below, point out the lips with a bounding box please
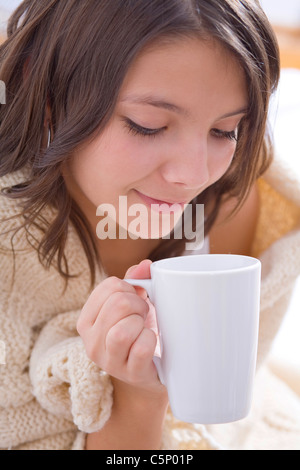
[134,190,187,212]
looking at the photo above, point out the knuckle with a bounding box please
[108,276,127,291]
[112,291,131,313]
[130,313,145,329]
[133,345,149,361]
[106,324,130,349]
[93,276,125,298]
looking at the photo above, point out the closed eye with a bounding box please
[211,128,238,142]
[122,117,166,138]
[123,117,238,142]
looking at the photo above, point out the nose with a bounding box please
[160,137,210,190]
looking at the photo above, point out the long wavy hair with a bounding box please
[0,0,280,286]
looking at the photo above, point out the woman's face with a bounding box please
[63,37,248,239]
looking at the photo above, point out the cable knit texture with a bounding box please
[0,156,300,450]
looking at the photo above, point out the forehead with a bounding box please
[119,37,248,120]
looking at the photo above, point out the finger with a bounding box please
[144,298,157,331]
[124,259,152,280]
[124,259,152,300]
[80,297,147,369]
[104,314,145,372]
[91,291,149,347]
[127,327,158,382]
[78,276,136,330]
[124,264,139,278]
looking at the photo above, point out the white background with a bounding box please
[261,0,300,27]
[0,0,20,10]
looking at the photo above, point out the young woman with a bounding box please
[1,0,299,450]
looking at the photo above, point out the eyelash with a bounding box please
[123,118,166,139]
[211,129,238,142]
[123,118,238,142]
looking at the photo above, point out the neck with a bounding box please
[96,235,161,279]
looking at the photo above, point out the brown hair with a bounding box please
[0,0,280,286]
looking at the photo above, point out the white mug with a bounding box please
[126,254,261,424]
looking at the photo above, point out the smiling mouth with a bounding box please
[134,190,187,213]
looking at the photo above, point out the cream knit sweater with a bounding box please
[0,157,300,450]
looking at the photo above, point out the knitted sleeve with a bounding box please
[0,170,114,440]
[29,310,113,434]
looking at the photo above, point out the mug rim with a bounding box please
[151,254,261,275]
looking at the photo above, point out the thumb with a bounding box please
[124,260,152,299]
[124,259,152,280]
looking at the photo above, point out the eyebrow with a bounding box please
[120,94,248,120]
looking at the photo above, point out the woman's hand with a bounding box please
[78,259,168,449]
[77,259,164,396]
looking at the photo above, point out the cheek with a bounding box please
[68,134,159,208]
[101,131,160,182]
[71,137,131,189]
[208,142,236,184]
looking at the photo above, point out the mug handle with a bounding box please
[125,279,165,386]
